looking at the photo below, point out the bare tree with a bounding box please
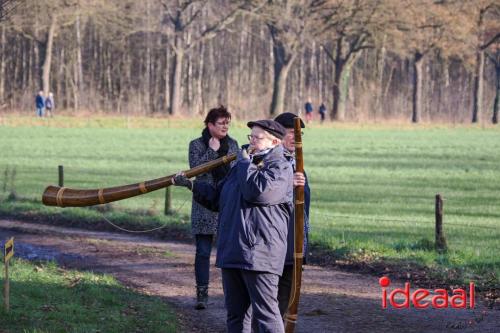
[8,0,78,95]
[156,0,243,115]
[384,0,474,123]
[481,11,500,124]
[0,0,23,22]
[318,0,386,121]
[243,0,326,116]
[0,0,498,122]
[470,1,500,123]
[487,45,500,124]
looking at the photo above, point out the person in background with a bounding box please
[45,92,54,117]
[304,99,313,123]
[35,91,44,117]
[319,102,326,124]
[273,112,311,319]
[187,105,239,310]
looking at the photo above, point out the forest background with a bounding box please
[0,0,499,123]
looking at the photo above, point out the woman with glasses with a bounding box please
[187,105,239,310]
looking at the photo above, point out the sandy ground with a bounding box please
[0,219,498,333]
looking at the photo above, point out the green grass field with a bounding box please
[0,259,176,332]
[1,116,499,288]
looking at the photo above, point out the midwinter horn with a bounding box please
[42,153,237,207]
[284,117,305,333]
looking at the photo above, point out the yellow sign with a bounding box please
[4,237,14,263]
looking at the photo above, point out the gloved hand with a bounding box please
[172,172,193,191]
[238,147,250,161]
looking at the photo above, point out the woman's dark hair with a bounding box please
[204,105,231,126]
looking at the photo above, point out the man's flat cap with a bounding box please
[274,112,305,129]
[247,119,286,139]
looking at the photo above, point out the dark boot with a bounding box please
[195,285,208,310]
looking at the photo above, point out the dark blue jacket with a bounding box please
[193,145,294,275]
[283,151,311,266]
[305,102,313,113]
[36,95,44,108]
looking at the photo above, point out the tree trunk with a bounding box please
[0,26,5,105]
[105,48,113,105]
[472,50,485,123]
[164,44,170,114]
[144,43,151,114]
[298,53,305,114]
[375,35,387,120]
[169,32,184,116]
[42,15,57,96]
[329,38,345,121]
[61,48,69,109]
[318,46,323,106]
[75,14,84,109]
[308,40,315,99]
[13,37,20,93]
[22,40,28,88]
[144,0,151,114]
[169,49,183,115]
[270,56,293,116]
[72,61,79,111]
[331,59,343,121]
[269,36,296,116]
[153,34,162,113]
[337,56,357,121]
[34,14,40,90]
[412,52,424,123]
[493,62,500,124]
[196,42,204,115]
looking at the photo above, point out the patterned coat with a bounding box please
[189,134,239,235]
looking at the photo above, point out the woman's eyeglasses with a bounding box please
[215,121,231,126]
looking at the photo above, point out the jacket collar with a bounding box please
[253,144,284,164]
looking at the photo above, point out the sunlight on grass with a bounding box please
[1,119,499,287]
[0,259,176,332]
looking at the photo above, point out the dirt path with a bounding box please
[0,219,498,333]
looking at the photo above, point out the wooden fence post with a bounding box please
[435,194,447,252]
[164,187,172,215]
[4,260,9,311]
[58,165,64,187]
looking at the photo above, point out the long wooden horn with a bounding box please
[42,153,237,207]
[284,117,305,333]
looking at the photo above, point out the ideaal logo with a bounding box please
[379,277,475,309]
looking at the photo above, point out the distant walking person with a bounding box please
[319,102,326,124]
[45,92,55,117]
[35,91,44,117]
[304,99,313,123]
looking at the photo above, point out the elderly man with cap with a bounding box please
[173,119,293,333]
[273,112,311,319]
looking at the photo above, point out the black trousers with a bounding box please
[222,268,284,333]
[277,265,294,317]
[194,234,213,286]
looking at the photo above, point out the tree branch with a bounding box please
[481,32,500,50]
[185,5,242,51]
